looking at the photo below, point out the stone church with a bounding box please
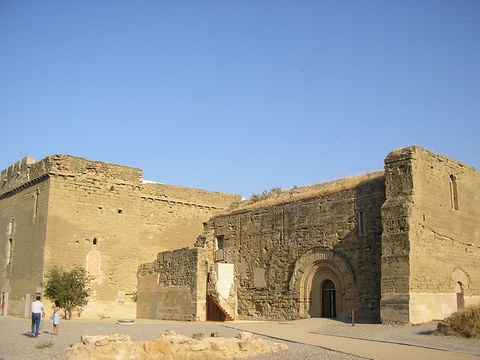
[1,146,479,324]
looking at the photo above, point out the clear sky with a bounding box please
[1,1,479,198]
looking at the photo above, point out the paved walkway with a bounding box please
[225,318,480,360]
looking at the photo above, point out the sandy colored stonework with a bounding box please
[66,330,288,360]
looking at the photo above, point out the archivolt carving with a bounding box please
[289,247,356,292]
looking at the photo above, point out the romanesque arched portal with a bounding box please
[289,248,356,319]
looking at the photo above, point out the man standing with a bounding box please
[31,296,44,337]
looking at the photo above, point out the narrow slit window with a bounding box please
[8,219,14,237]
[93,238,97,246]
[358,211,365,236]
[450,175,459,210]
[33,188,40,219]
[7,239,13,264]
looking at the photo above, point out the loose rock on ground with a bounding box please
[66,330,288,360]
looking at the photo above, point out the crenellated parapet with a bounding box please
[1,154,143,198]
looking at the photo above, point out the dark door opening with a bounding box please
[322,279,336,318]
[456,282,464,310]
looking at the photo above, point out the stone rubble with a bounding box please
[66,330,288,360]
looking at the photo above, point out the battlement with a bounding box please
[0,156,37,195]
[1,154,143,197]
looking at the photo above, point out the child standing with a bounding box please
[52,300,61,335]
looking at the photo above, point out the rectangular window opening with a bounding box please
[215,235,225,250]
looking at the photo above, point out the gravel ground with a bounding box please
[0,317,479,360]
[313,322,480,356]
[0,317,364,360]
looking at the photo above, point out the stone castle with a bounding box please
[1,146,479,324]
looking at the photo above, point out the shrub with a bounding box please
[44,265,92,319]
[436,305,480,339]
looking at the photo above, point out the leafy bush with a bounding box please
[44,266,92,319]
[436,305,480,339]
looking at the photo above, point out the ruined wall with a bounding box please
[137,247,207,321]
[0,157,49,316]
[203,173,385,322]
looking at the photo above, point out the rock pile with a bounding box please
[66,330,288,359]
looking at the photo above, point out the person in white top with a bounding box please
[31,296,45,337]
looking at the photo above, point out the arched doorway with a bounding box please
[290,248,356,320]
[322,279,336,318]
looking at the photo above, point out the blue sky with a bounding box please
[1,1,479,198]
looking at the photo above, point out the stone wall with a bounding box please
[137,247,207,321]
[44,169,143,318]
[139,183,240,264]
[0,169,49,317]
[2,147,477,324]
[380,148,414,323]
[408,147,479,322]
[0,155,239,319]
[381,146,480,324]
[201,172,386,322]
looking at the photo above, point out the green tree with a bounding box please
[44,265,92,319]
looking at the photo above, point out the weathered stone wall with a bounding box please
[0,156,36,193]
[0,158,49,316]
[202,172,385,322]
[0,155,238,319]
[3,147,477,324]
[380,148,414,323]
[381,146,480,324]
[0,155,144,318]
[139,183,240,264]
[43,156,143,318]
[137,247,206,321]
[408,147,480,323]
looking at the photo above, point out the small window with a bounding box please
[8,219,14,237]
[7,239,13,264]
[117,209,123,214]
[450,175,459,210]
[93,238,97,246]
[34,188,40,219]
[215,235,225,250]
[358,211,365,236]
